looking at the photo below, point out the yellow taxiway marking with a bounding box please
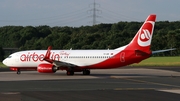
[111,76,180,88]
[124,78,180,88]
[114,88,155,90]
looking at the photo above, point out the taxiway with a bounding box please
[0,67,180,101]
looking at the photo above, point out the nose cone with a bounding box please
[2,58,8,66]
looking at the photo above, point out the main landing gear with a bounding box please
[66,71,74,75]
[66,69,90,75]
[83,69,90,75]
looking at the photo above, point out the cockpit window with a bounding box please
[8,56,12,58]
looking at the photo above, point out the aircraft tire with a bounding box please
[83,69,90,75]
[17,70,21,75]
[66,71,74,75]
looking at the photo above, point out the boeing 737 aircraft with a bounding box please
[2,14,175,75]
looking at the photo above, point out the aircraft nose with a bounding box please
[2,59,8,66]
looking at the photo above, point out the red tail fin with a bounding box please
[126,14,156,53]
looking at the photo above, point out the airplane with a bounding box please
[2,14,175,75]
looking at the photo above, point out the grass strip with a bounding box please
[131,56,180,66]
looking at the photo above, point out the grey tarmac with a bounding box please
[0,67,180,101]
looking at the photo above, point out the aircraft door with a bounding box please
[15,53,20,62]
[120,52,125,62]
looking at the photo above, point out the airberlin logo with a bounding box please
[137,21,154,47]
[20,52,44,62]
[20,51,70,62]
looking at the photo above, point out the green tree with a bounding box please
[0,46,5,61]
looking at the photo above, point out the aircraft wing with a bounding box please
[152,48,176,54]
[43,46,77,69]
[52,60,77,67]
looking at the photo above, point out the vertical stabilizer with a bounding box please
[125,14,156,53]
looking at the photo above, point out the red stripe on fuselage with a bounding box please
[83,50,151,69]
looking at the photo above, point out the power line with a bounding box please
[88,0,101,26]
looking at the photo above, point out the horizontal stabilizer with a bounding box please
[152,48,176,54]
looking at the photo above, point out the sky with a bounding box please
[0,0,180,27]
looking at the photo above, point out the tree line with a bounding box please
[0,21,180,60]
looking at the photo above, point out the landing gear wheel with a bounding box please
[66,71,74,75]
[17,69,21,75]
[83,69,90,75]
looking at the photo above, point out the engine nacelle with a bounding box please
[37,63,57,73]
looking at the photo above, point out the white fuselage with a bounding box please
[3,49,123,68]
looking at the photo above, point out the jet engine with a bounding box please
[37,63,57,73]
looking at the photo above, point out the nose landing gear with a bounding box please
[17,69,21,74]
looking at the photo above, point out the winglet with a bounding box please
[43,46,53,63]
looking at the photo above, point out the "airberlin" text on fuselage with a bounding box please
[20,51,70,62]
